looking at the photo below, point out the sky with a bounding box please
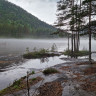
[7,0,58,25]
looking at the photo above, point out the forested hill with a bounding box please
[0,0,56,38]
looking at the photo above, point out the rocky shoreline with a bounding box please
[0,58,96,96]
[0,55,25,72]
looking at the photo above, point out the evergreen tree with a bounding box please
[82,0,96,63]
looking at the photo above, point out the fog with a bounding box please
[0,38,96,56]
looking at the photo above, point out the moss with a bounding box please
[43,68,59,75]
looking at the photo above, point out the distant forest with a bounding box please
[0,0,57,38]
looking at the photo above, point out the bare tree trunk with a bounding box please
[74,34,76,52]
[68,34,69,51]
[77,31,80,51]
[89,1,92,64]
[71,31,74,55]
[27,72,30,96]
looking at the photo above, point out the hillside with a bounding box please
[0,0,56,38]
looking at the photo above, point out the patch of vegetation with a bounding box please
[31,71,35,74]
[32,78,37,81]
[11,79,21,89]
[63,49,89,57]
[43,68,59,75]
[21,76,26,79]
[0,78,23,96]
[0,77,42,96]
[23,48,59,59]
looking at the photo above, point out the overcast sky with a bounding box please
[7,0,58,25]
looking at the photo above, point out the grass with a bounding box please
[43,68,59,75]
[0,79,23,96]
[31,78,37,81]
[63,49,89,57]
[29,71,35,75]
[0,76,42,96]
[31,71,35,74]
[23,48,59,59]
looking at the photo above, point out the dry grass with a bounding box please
[0,60,13,64]
[81,80,96,92]
[83,67,96,75]
[60,66,71,71]
[73,73,83,81]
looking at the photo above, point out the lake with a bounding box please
[0,38,96,90]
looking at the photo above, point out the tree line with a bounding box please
[0,0,56,38]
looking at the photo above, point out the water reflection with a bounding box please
[0,55,65,90]
[40,57,49,63]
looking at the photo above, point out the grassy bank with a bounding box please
[0,75,42,96]
[63,50,89,57]
[23,48,59,59]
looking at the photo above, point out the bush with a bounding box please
[31,71,35,74]
[43,68,59,75]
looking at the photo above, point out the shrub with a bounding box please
[31,71,35,74]
[43,68,59,75]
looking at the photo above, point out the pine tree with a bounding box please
[82,0,96,63]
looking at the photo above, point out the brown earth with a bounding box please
[83,67,96,75]
[37,82,62,96]
[81,80,96,92]
[0,60,13,64]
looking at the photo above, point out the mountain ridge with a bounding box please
[0,0,56,38]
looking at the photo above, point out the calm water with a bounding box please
[0,38,96,90]
[0,38,96,55]
[0,38,68,55]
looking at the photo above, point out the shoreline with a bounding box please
[0,59,96,96]
[0,54,96,96]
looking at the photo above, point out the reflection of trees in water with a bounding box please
[40,57,49,63]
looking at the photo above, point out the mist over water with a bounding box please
[0,38,68,55]
[0,37,96,56]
